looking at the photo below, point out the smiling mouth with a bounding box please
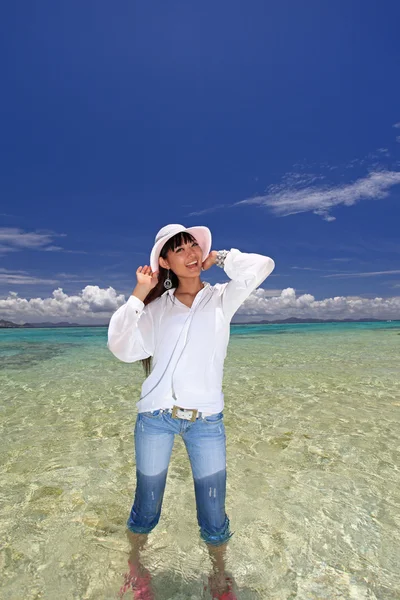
[186,261,198,268]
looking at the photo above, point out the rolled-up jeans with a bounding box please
[127,408,234,547]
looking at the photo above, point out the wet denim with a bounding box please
[127,409,234,547]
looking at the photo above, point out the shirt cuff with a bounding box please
[127,294,145,314]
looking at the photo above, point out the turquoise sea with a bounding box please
[1,322,400,599]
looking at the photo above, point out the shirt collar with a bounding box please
[162,281,210,297]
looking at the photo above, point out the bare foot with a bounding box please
[208,571,237,599]
[118,560,155,599]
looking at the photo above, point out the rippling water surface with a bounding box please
[1,322,400,599]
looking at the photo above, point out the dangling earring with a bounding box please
[164,268,172,289]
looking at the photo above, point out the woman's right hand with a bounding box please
[136,265,159,290]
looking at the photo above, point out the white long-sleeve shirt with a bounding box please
[107,248,275,414]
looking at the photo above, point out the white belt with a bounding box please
[161,405,214,421]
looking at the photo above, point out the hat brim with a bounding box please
[150,226,212,273]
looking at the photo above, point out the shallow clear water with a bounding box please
[1,322,400,599]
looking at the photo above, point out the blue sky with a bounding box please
[1,1,400,323]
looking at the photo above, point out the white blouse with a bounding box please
[107,248,275,414]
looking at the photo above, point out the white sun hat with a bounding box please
[150,224,212,273]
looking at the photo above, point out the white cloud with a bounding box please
[331,258,352,262]
[393,122,400,129]
[235,171,400,221]
[314,210,336,222]
[291,266,335,272]
[0,268,99,285]
[186,156,400,220]
[186,203,229,217]
[1,285,399,324]
[0,227,67,255]
[324,270,400,279]
[0,227,90,255]
[0,268,60,285]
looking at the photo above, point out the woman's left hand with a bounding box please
[201,251,217,271]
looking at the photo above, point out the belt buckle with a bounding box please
[171,404,198,422]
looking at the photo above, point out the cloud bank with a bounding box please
[240,287,400,321]
[0,286,125,323]
[1,285,399,324]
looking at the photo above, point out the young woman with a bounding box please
[108,224,275,599]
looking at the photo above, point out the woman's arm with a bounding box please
[217,248,275,321]
[107,294,155,363]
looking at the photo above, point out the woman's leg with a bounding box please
[183,414,235,595]
[120,412,175,597]
[183,413,234,558]
[118,531,151,598]
[126,530,148,572]
[127,411,175,535]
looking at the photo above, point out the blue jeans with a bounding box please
[127,409,234,547]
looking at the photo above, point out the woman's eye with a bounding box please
[176,242,198,252]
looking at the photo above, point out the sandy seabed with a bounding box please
[1,322,399,599]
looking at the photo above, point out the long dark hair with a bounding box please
[140,230,197,377]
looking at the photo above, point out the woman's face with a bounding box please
[159,237,203,278]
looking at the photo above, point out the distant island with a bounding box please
[0,319,84,328]
[1,317,398,329]
[235,317,398,324]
